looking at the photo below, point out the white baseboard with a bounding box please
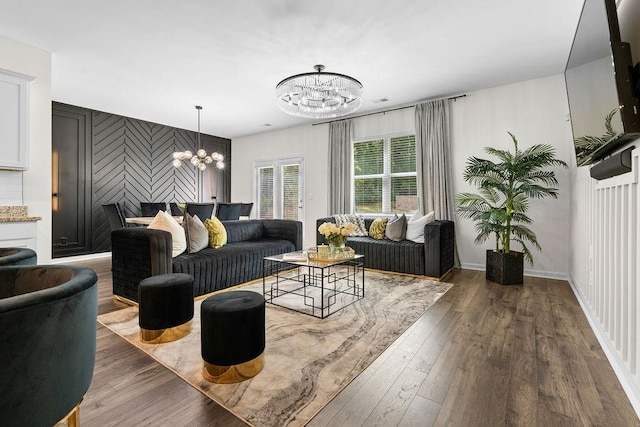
[49,252,111,264]
[460,262,484,271]
[568,277,640,419]
[459,263,569,281]
[522,268,569,280]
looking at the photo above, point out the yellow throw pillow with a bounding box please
[204,217,227,248]
[369,217,388,240]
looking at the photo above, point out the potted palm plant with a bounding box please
[456,132,567,285]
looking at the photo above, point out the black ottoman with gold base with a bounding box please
[201,290,265,383]
[138,273,194,344]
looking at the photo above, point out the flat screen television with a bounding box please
[565,0,640,166]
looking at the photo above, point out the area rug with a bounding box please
[98,270,453,426]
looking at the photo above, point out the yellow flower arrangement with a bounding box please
[318,222,356,247]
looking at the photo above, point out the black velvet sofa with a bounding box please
[316,217,455,279]
[111,219,302,302]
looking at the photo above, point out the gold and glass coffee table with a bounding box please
[262,251,364,319]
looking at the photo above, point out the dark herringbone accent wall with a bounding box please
[52,102,231,256]
[92,112,205,251]
[52,103,230,254]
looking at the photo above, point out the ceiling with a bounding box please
[0,0,584,139]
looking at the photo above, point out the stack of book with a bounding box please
[282,251,308,262]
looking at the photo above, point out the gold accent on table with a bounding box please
[140,320,193,344]
[54,400,81,427]
[202,352,265,384]
[307,246,356,261]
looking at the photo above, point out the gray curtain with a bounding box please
[328,120,352,214]
[415,99,460,266]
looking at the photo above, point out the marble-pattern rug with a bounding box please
[98,270,453,426]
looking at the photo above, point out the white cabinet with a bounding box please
[0,69,34,170]
[0,221,37,250]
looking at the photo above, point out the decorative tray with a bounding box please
[307,246,355,261]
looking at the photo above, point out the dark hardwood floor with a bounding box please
[75,258,247,427]
[70,258,639,426]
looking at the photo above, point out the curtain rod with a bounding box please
[311,94,466,126]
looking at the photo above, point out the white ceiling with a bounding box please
[0,0,584,139]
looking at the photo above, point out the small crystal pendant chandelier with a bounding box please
[172,106,224,171]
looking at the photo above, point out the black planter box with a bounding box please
[486,249,523,285]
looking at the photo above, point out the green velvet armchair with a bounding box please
[0,265,98,426]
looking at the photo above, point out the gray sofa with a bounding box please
[111,219,302,302]
[316,217,455,279]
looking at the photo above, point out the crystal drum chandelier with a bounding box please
[275,65,363,119]
[172,106,224,171]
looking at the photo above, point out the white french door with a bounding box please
[255,157,304,221]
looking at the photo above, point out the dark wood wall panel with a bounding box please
[52,105,92,257]
[91,112,206,252]
[52,102,231,255]
[92,112,128,252]
[170,128,200,204]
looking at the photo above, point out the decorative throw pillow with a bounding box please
[204,217,227,248]
[182,213,208,253]
[369,217,388,240]
[332,214,368,236]
[148,211,187,257]
[385,213,407,242]
[405,211,435,243]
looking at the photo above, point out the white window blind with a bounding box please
[282,164,300,220]
[255,157,304,220]
[258,166,274,219]
[353,134,417,214]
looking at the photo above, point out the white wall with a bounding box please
[451,74,574,277]
[0,36,52,261]
[231,124,329,247]
[0,171,23,205]
[352,107,414,140]
[232,74,574,277]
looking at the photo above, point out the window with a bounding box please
[353,134,417,214]
[282,164,301,220]
[257,166,274,218]
[255,157,304,220]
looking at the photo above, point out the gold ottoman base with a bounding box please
[54,400,81,427]
[140,320,192,344]
[202,352,265,384]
